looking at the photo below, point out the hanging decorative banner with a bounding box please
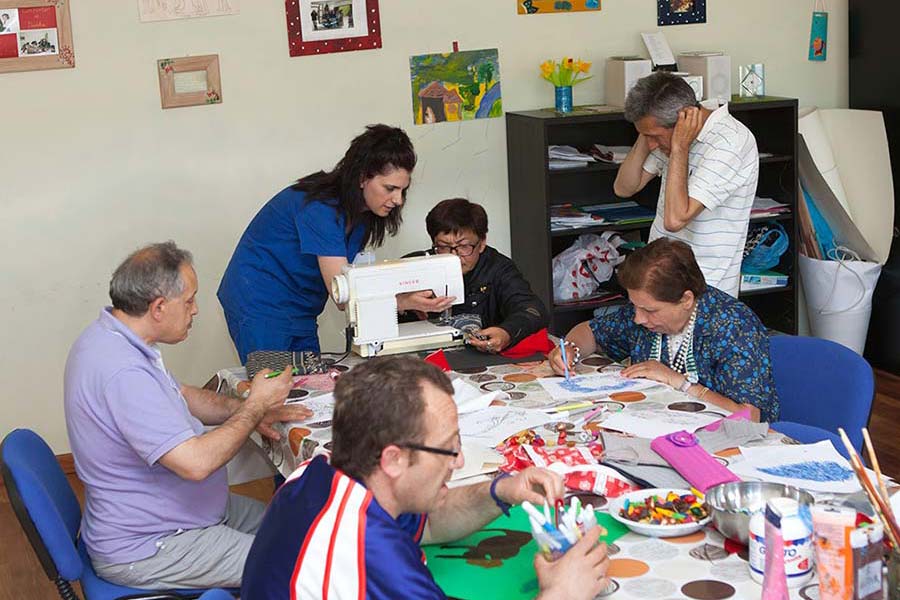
[808,0,828,61]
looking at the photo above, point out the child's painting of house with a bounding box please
[409,48,502,125]
[517,0,601,15]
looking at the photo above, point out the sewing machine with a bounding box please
[331,254,466,357]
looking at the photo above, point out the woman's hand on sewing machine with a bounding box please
[467,327,511,353]
[396,290,456,313]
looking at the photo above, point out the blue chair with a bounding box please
[769,335,875,454]
[198,591,236,600]
[0,428,235,600]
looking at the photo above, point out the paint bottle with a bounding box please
[749,497,814,588]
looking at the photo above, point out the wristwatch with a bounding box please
[678,376,693,393]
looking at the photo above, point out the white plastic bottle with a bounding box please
[748,497,814,587]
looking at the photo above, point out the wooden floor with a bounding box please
[2,370,899,599]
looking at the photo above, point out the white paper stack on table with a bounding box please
[548,145,594,170]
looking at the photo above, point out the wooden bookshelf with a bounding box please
[506,96,800,336]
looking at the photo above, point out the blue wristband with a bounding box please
[490,472,512,516]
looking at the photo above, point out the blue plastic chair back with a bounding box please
[770,335,874,452]
[1,428,84,582]
[1,428,231,599]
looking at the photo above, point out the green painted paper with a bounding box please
[424,505,626,600]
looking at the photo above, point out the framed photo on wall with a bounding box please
[657,0,706,26]
[284,0,381,57]
[0,0,74,74]
[157,54,222,109]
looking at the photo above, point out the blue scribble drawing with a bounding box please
[557,376,643,395]
[758,461,853,482]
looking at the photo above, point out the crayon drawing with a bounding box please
[517,0,601,15]
[409,48,502,125]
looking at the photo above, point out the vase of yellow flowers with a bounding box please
[540,57,592,113]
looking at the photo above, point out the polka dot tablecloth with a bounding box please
[214,355,822,598]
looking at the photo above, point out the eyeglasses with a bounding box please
[400,443,460,457]
[432,242,478,257]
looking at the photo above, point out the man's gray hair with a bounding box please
[109,241,193,316]
[623,72,699,127]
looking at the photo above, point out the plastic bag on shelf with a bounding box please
[552,232,625,303]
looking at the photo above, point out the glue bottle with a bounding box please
[749,497,814,589]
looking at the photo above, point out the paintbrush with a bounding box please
[862,427,896,522]
[838,428,900,548]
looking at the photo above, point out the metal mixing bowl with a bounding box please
[705,481,815,544]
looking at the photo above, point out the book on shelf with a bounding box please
[740,270,788,291]
[554,290,624,307]
[750,196,791,218]
[590,144,632,164]
[548,145,595,161]
[550,205,603,230]
[549,159,590,170]
[581,201,656,224]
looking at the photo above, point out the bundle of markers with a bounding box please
[522,497,603,559]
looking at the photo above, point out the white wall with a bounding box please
[0,0,848,452]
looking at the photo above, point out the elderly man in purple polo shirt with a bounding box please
[64,241,312,590]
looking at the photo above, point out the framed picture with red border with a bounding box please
[284,0,381,57]
[0,0,74,74]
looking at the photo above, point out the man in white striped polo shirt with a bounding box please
[614,72,759,297]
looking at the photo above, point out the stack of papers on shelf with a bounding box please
[548,145,594,170]
[550,205,603,230]
[581,201,656,224]
[751,196,791,218]
[590,144,632,164]
[740,270,788,291]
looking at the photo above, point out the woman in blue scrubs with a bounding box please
[218,124,452,367]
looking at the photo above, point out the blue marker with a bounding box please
[560,338,570,380]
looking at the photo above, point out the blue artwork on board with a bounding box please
[658,0,706,26]
[758,461,854,482]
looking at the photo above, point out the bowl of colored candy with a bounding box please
[607,489,711,538]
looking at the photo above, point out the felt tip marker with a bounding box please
[264,367,301,379]
[559,338,570,380]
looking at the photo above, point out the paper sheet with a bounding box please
[538,373,658,400]
[450,441,502,482]
[731,441,874,494]
[452,378,505,414]
[600,410,718,439]
[641,31,676,66]
[458,407,555,446]
[286,392,335,426]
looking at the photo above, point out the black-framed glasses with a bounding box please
[400,443,460,458]
[432,242,478,257]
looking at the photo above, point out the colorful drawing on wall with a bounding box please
[138,0,240,23]
[409,48,502,125]
[517,0,600,15]
[657,0,706,26]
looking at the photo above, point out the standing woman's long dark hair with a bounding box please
[293,124,417,248]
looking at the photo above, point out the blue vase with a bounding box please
[555,85,573,113]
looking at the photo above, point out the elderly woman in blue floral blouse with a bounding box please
[548,238,778,422]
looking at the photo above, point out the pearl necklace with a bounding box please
[649,305,699,384]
